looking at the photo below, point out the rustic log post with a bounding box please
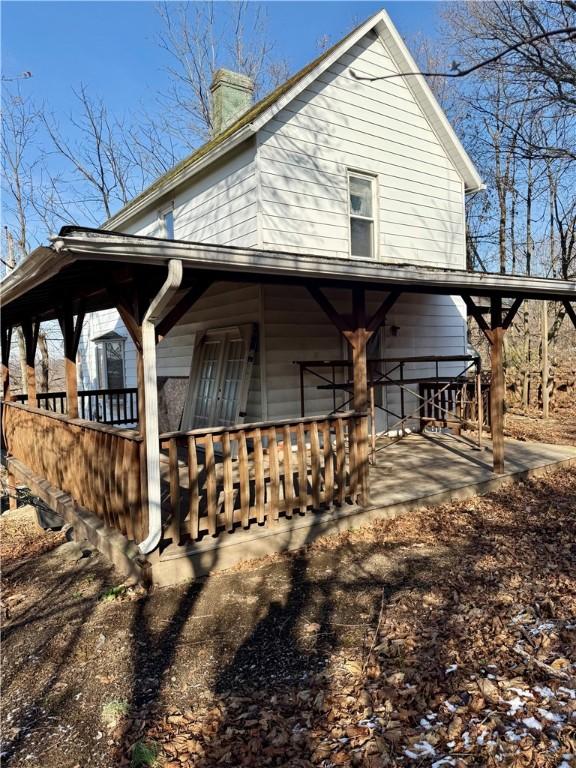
[490,296,505,474]
[307,285,400,507]
[1,324,12,401]
[58,304,85,418]
[344,289,371,506]
[21,318,40,406]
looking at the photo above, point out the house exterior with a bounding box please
[79,8,483,435]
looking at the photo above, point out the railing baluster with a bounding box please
[188,436,199,541]
[222,432,234,532]
[296,422,308,514]
[167,438,181,543]
[268,427,280,522]
[253,427,265,524]
[204,434,217,536]
[310,421,321,509]
[238,431,250,528]
[282,425,294,517]
[334,417,346,505]
[323,422,335,506]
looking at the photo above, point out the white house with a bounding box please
[77,8,484,435]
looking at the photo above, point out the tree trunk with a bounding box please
[37,331,49,393]
[16,327,27,395]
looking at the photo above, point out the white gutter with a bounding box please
[138,258,183,555]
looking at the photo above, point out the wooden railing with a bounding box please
[419,380,491,429]
[14,387,138,426]
[2,401,143,540]
[159,412,360,544]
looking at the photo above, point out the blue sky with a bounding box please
[2,1,443,119]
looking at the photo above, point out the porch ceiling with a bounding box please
[1,226,575,325]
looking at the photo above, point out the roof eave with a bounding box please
[104,124,255,230]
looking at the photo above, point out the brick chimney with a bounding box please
[210,69,254,136]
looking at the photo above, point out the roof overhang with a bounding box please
[1,229,574,327]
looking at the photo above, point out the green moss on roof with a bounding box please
[106,18,368,225]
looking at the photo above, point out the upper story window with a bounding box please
[160,204,175,239]
[348,172,375,259]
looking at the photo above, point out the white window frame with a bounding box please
[347,170,378,260]
[159,202,175,240]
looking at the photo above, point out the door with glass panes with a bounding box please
[184,325,256,430]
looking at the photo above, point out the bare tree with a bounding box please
[155,1,289,146]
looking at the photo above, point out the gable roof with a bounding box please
[106,9,483,230]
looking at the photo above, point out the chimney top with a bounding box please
[210,69,254,136]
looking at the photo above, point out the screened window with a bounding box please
[96,339,125,389]
[349,173,375,259]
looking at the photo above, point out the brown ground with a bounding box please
[2,448,576,767]
[505,404,576,448]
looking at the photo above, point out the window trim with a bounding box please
[159,202,175,240]
[347,170,378,260]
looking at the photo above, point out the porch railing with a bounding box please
[2,400,143,540]
[419,380,491,429]
[13,387,138,425]
[159,411,360,545]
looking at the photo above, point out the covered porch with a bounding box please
[2,228,575,584]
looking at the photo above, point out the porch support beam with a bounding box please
[21,318,40,406]
[2,324,13,401]
[462,293,509,475]
[503,297,523,330]
[156,278,212,341]
[307,285,402,508]
[367,290,401,332]
[564,300,576,330]
[489,296,505,475]
[58,303,85,418]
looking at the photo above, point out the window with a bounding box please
[160,204,175,239]
[348,172,375,259]
[95,334,126,389]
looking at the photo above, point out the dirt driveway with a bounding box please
[2,465,576,768]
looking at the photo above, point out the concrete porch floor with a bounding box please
[153,433,576,586]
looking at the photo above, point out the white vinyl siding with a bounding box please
[78,310,137,392]
[122,142,259,248]
[260,286,467,427]
[258,31,466,267]
[157,283,262,422]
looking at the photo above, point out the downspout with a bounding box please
[138,259,183,555]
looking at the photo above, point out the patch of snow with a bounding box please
[522,716,543,731]
[432,759,456,768]
[420,718,433,730]
[445,664,458,674]
[534,685,555,699]
[558,687,576,700]
[508,687,533,699]
[405,741,436,759]
[507,697,526,715]
[443,701,456,713]
[505,730,523,743]
[537,708,564,724]
[446,741,455,749]
[462,731,470,747]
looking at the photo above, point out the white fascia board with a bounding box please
[104,125,254,230]
[52,233,576,300]
[374,11,484,194]
[0,246,72,306]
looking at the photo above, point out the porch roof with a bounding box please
[1,227,575,325]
